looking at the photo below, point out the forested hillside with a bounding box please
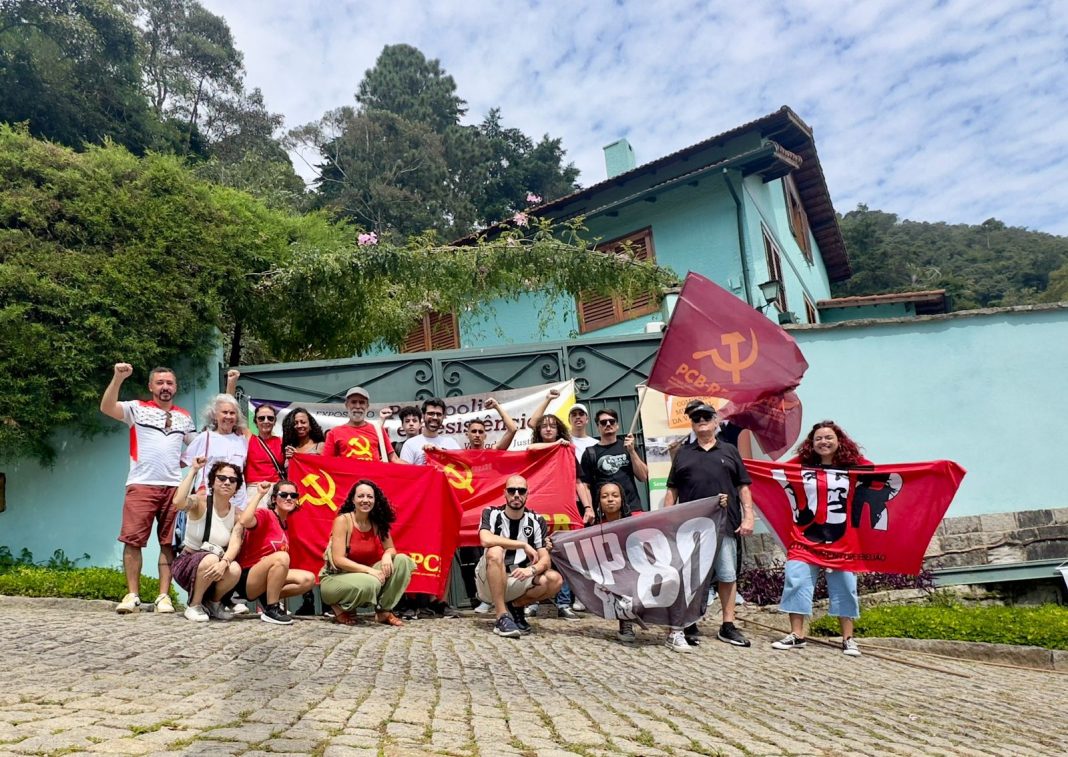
[835,206,1068,309]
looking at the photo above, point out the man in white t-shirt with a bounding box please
[100,363,196,615]
[399,397,461,465]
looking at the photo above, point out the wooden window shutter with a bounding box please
[577,228,660,334]
[763,229,788,313]
[401,311,459,353]
[784,175,812,262]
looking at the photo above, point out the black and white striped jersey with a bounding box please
[479,505,548,570]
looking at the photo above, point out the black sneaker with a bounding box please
[717,622,751,647]
[771,632,807,650]
[508,603,532,634]
[261,604,293,625]
[684,622,701,645]
[295,591,316,616]
[493,614,521,638]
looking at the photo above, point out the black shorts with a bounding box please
[233,567,253,600]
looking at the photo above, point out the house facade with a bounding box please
[397,106,851,353]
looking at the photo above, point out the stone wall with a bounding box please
[740,507,1068,573]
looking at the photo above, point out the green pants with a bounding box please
[320,554,414,612]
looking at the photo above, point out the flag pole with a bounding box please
[628,384,648,437]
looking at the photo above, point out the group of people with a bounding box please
[101,362,868,655]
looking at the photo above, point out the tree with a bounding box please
[0,0,160,152]
[356,44,465,134]
[0,126,676,464]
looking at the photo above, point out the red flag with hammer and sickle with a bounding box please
[425,445,582,547]
[286,454,461,596]
[648,272,809,458]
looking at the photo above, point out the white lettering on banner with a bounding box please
[676,517,717,605]
[627,528,679,607]
[562,534,626,585]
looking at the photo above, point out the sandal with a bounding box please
[332,607,360,626]
[376,610,404,627]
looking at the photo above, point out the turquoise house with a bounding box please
[398,106,852,352]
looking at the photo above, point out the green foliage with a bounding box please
[0,0,161,153]
[0,545,89,569]
[0,126,675,462]
[809,600,1068,650]
[356,44,466,134]
[835,205,1068,309]
[0,565,176,602]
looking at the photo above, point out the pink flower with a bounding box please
[526,192,542,204]
[512,212,529,227]
[357,231,378,246]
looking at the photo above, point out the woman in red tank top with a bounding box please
[319,479,415,626]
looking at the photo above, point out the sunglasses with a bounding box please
[598,418,617,426]
[691,413,716,422]
[275,491,298,500]
[506,487,528,495]
[215,475,239,485]
[256,415,275,422]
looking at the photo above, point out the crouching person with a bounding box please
[476,475,563,638]
[319,480,414,626]
[172,457,242,621]
[235,481,316,626]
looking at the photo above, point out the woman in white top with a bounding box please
[182,393,250,510]
[171,457,243,622]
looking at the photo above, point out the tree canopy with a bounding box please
[835,205,1068,309]
[0,126,674,464]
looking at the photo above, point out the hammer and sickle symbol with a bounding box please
[300,471,337,511]
[443,462,475,494]
[692,330,760,384]
[344,436,373,459]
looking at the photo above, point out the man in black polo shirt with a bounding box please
[475,475,564,637]
[665,402,754,650]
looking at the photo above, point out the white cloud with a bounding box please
[201,0,1068,234]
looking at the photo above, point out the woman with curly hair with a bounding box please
[771,421,872,657]
[319,480,415,626]
[281,407,325,461]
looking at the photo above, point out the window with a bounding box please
[783,174,812,263]
[762,228,788,313]
[804,295,817,324]
[401,311,460,353]
[577,228,660,333]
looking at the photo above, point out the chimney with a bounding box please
[603,138,636,178]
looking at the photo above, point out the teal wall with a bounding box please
[0,358,222,571]
[788,306,1068,516]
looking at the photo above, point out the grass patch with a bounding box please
[810,600,1068,649]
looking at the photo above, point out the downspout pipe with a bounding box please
[723,168,753,306]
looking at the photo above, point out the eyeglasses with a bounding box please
[424,410,444,417]
[215,475,239,485]
[255,415,275,422]
[598,418,617,427]
[276,491,298,500]
[506,487,528,495]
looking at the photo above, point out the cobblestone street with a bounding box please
[1,599,1066,756]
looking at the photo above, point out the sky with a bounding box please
[202,0,1068,235]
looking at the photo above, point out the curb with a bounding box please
[861,636,1068,671]
[0,595,138,612]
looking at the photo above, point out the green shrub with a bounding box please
[0,565,177,603]
[810,602,1068,650]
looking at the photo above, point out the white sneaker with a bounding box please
[204,601,234,621]
[229,600,249,615]
[525,603,539,618]
[116,593,140,614]
[153,594,175,614]
[842,637,862,657]
[473,601,493,614]
[572,599,587,612]
[665,630,692,653]
[184,604,210,622]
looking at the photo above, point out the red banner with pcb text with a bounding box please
[425,446,581,547]
[286,454,461,595]
[746,459,966,574]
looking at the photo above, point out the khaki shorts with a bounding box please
[474,555,535,604]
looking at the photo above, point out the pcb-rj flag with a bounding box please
[286,454,461,596]
[747,458,966,574]
[648,272,808,403]
[425,446,581,547]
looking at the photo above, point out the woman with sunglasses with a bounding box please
[319,480,414,627]
[245,405,285,503]
[282,407,325,460]
[771,421,871,657]
[171,457,243,622]
[233,481,316,625]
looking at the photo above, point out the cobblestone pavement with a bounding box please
[2,600,1067,757]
